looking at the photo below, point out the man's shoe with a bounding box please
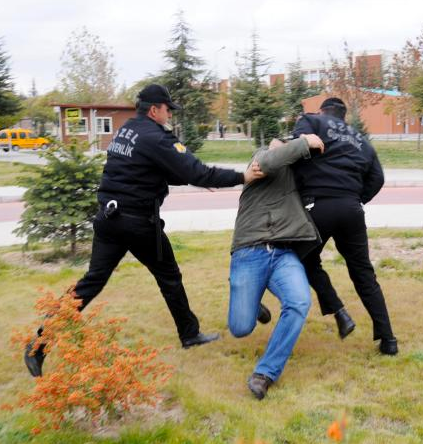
[380,337,398,355]
[257,303,271,324]
[24,341,45,377]
[248,372,273,400]
[334,307,356,339]
[182,332,220,349]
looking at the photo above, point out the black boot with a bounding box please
[24,340,45,377]
[182,332,220,349]
[379,337,398,355]
[257,303,271,324]
[248,373,274,400]
[334,307,355,339]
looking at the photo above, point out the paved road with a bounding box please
[163,187,423,210]
[0,150,48,165]
[2,187,423,222]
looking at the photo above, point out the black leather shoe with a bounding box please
[182,332,220,349]
[257,303,271,324]
[24,341,45,377]
[334,307,356,339]
[380,337,398,355]
[248,372,273,400]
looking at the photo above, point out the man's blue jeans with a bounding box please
[228,245,311,382]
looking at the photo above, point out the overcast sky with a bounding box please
[3,0,423,95]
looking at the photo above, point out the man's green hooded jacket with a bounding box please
[231,137,321,259]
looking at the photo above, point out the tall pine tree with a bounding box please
[15,139,103,255]
[0,38,22,128]
[282,59,321,132]
[159,10,215,152]
[231,31,281,147]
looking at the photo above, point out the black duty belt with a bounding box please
[100,199,163,262]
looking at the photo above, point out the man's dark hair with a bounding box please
[136,100,163,115]
[320,97,347,120]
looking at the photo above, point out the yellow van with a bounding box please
[0,128,50,152]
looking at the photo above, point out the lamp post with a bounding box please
[214,46,226,91]
[214,46,226,135]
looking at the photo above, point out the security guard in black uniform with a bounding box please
[25,84,265,377]
[292,97,398,355]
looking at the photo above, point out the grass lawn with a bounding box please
[195,140,255,163]
[0,229,423,443]
[0,162,40,186]
[0,140,422,189]
[374,141,423,168]
[186,140,423,168]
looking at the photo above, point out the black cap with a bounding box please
[320,97,347,111]
[137,84,181,110]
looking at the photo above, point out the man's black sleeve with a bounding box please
[361,151,384,204]
[146,132,244,188]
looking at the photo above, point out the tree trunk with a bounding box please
[260,129,265,148]
[70,225,77,256]
[418,116,422,151]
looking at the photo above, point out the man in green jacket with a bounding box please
[228,134,324,400]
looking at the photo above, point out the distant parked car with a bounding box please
[0,128,50,152]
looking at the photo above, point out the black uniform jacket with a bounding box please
[292,113,384,204]
[98,115,244,214]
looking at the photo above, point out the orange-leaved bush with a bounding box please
[11,289,173,430]
[327,413,348,442]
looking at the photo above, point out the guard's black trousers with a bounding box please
[301,197,394,340]
[74,211,200,342]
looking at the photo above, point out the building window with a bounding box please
[309,70,318,82]
[96,117,113,134]
[65,118,88,135]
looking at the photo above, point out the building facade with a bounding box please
[53,103,136,150]
[302,91,422,137]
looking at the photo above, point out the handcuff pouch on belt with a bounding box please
[302,196,315,211]
[104,200,119,218]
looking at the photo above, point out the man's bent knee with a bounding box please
[228,318,256,338]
